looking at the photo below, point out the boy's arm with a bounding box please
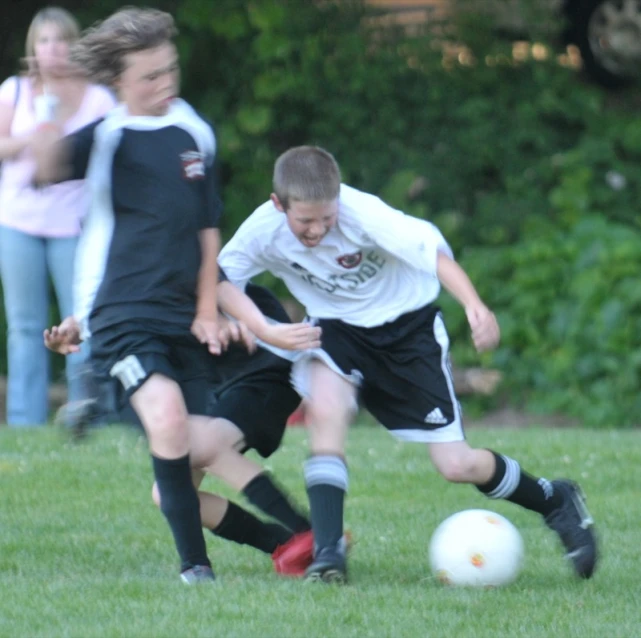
[31,125,70,184]
[44,316,82,355]
[217,237,266,291]
[217,280,321,351]
[436,252,500,353]
[192,145,225,354]
[32,119,101,185]
[192,228,221,354]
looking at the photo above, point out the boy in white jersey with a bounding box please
[218,146,598,584]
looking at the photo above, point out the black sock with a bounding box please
[212,501,292,554]
[476,450,562,516]
[304,455,347,549]
[243,473,311,534]
[152,454,210,571]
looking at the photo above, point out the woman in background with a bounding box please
[0,7,115,426]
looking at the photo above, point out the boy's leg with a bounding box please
[151,472,293,558]
[428,441,597,579]
[361,306,597,580]
[191,416,310,532]
[190,369,311,531]
[185,373,316,577]
[188,413,315,576]
[302,360,356,583]
[128,373,213,581]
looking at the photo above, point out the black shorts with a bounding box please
[93,334,300,459]
[294,304,464,443]
[211,357,300,458]
[90,320,212,416]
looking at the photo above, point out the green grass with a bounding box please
[1,424,640,638]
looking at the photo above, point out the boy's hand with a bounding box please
[217,316,257,353]
[465,304,500,353]
[259,322,322,351]
[191,316,222,355]
[43,316,82,354]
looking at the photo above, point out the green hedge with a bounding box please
[448,215,641,427]
[1,1,640,425]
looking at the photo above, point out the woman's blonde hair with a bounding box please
[273,146,342,211]
[70,7,177,87]
[24,7,80,77]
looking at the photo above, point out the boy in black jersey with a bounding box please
[34,8,320,583]
[47,282,322,578]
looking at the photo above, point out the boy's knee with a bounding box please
[134,378,190,453]
[435,458,471,483]
[430,444,479,483]
[307,393,355,425]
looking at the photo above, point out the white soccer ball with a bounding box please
[429,509,524,587]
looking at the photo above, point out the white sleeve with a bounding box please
[218,219,269,290]
[341,191,453,275]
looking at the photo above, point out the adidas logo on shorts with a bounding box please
[424,408,448,425]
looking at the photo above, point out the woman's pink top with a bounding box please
[0,76,116,237]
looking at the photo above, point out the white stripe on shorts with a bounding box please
[290,348,361,415]
[390,313,465,443]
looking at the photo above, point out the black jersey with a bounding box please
[68,100,221,337]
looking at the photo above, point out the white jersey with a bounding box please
[219,184,453,327]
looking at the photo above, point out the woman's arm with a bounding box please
[0,84,30,161]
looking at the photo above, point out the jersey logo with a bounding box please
[336,251,362,269]
[180,150,205,180]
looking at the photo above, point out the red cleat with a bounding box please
[286,404,307,427]
[272,530,314,577]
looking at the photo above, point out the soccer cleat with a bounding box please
[272,530,355,577]
[544,479,598,579]
[54,398,99,441]
[272,530,315,577]
[304,544,347,584]
[180,565,216,584]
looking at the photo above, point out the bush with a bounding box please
[1,0,640,426]
[453,214,641,427]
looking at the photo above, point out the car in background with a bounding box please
[364,0,641,87]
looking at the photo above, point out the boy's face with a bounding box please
[272,195,338,248]
[117,42,179,117]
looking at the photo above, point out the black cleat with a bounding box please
[544,479,598,579]
[305,545,347,584]
[180,565,215,584]
[55,399,99,442]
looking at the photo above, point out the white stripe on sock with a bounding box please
[488,456,521,499]
[304,456,348,491]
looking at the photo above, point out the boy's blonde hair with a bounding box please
[25,7,80,77]
[273,146,341,210]
[70,7,177,87]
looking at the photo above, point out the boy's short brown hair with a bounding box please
[70,7,177,86]
[273,146,341,210]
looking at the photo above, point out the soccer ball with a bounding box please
[429,509,524,587]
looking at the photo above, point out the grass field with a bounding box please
[1,423,640,638]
